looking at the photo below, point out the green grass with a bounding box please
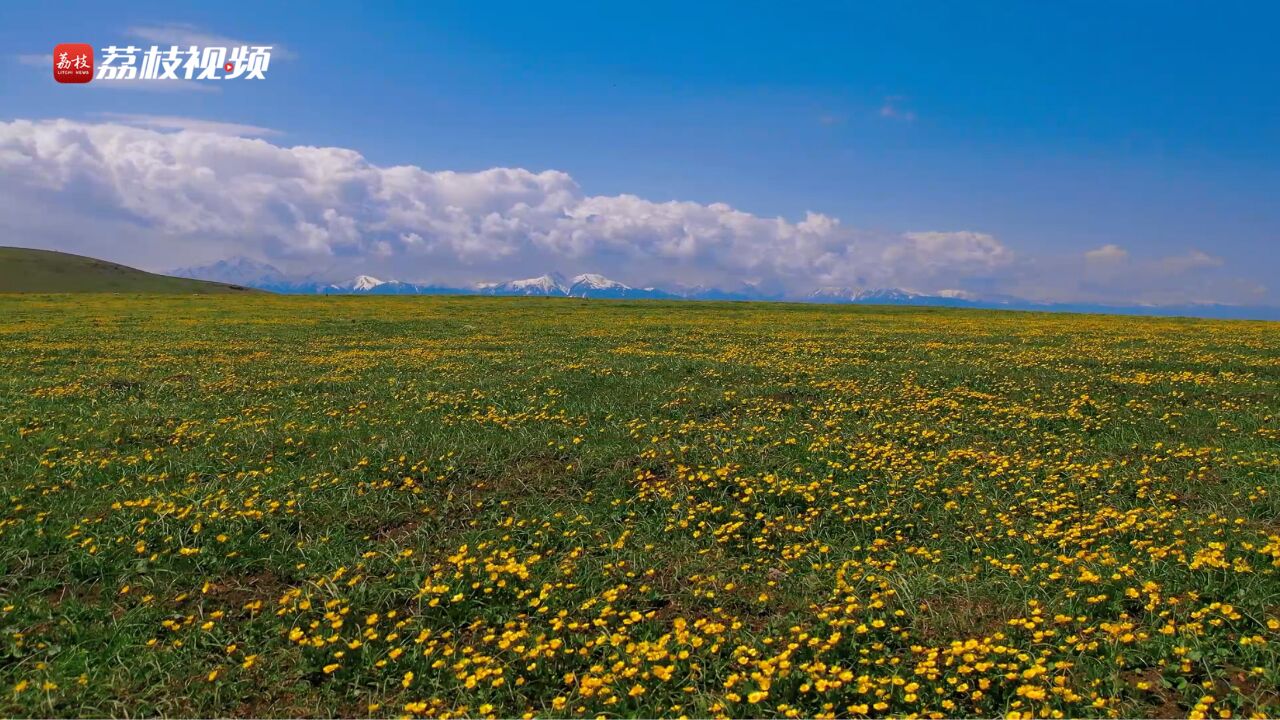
[0,247,255,294]
[0,294,1277,718]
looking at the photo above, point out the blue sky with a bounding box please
[2,1,1278,304]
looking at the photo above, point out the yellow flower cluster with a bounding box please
[1,295,1277,717]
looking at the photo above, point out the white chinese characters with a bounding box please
[96,46,272,81]
[55,51,91,71]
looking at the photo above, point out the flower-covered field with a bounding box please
[2,295,1278,718]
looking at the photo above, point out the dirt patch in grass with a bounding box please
[1125,667,1183,719]
[371,516,423,543]
[913,592,1022,642]
[200,569,292,614]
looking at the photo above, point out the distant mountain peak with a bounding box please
[349,275,385,291]
[171,256,287,286]
[809,286,854,299]
[160,258,1280,319]
[479,272,570,296]
[570,273,629,290]
[809,287,924,302]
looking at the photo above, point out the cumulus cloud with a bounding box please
[891,232,1012,276]
[0,118,959,291]
[1084,244,1128,264]
[0,118,1259,304]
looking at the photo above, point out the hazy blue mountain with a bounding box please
[171,256,289,287]
[170,259,1280,320]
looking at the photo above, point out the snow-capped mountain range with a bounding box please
[476,272,678,299]
[168,257,1280,320]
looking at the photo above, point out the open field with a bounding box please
[1,294,1278,718]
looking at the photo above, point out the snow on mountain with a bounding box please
[935,288,979,301]
[318,276,473,295]
[669,283,780,301]
[568,273,678,299]
[349,275,385,291]
[570,273,628,291]
[160,258,1280,319]
[171,256,289,286]
[809,286,856,301]
[805,287,998,309]
[850,288,924,302]
[472,271,679,299]
[808,287,939,303]
[169,260,1011,308]
[478,273,569,296]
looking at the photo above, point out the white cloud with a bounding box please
[879,96,916,122]
[894,231,1013,274]
[93,113,278,137]
[126,23,296,60]
[1084,244,1128,263]
[16,54,52,67]
[1002,244,1257,306]
[86,78,221,93]
[0,118,1258,304]
[1159,249,1223,273]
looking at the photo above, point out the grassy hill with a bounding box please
[0,246,257,293]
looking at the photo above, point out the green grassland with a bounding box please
[0,247,254,294]
[1,294,1278,718]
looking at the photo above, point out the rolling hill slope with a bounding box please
[0,247,257,294]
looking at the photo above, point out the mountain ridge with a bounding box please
[168,256,1280,320]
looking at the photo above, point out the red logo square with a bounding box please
[53,44,94,83]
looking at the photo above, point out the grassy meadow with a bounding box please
[1,294,1278,718]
